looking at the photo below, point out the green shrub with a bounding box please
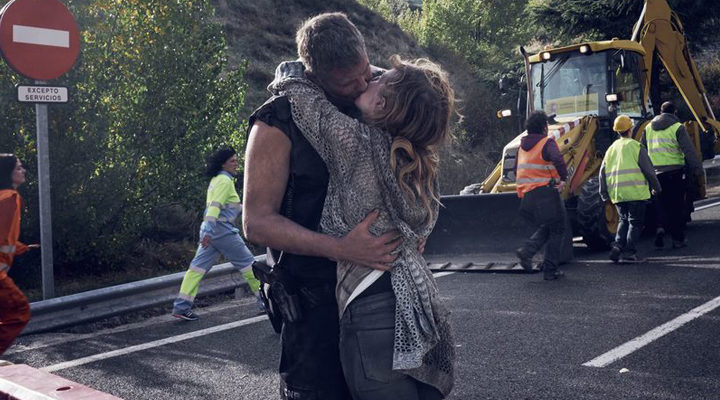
[0,0,246,289]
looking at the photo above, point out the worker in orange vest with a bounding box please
[515,111,568,280]
[0,154,38,355]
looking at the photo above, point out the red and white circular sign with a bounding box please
[0,0,80,80]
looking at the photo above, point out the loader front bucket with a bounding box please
[425,192,573,267]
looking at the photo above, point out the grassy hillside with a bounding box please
[212,0,508,193]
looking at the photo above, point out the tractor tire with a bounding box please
[577,178,617,250]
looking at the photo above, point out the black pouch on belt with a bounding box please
[271,281,303,323]
[252,260,284,333]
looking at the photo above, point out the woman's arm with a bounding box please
[200,177,232,244]
[272,74,384,178]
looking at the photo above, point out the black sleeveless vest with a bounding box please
[247,95,336,282]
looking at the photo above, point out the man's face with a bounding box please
[319,54,372,104]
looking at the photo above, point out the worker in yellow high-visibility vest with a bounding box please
[643,101,703,249]
[172,147,262,321]
[600,115,661,263]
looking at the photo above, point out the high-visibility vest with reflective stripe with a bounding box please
[603,137,651,203]
[516,136,561,199]
[645,122,685,167]
[0,189,26,278]
[203,173,241,225]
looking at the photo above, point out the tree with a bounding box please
[0,0,246,290]
[528,0,720,49]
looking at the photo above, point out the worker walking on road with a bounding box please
[0,154,38,355]
[643,101,703,249]
[600,115,661,263]
[515,111,568,280]
[172,147,261,321]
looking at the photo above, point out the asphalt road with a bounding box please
[6,199,720,399]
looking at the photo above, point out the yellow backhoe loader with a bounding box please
[426,0,719,258]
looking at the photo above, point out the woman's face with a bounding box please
[355,69,396,119]
[11,159,25,188]
[222,154,239,175]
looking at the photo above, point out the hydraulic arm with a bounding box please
[633,0,720,139]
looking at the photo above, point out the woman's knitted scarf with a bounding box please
[270,74,454,396]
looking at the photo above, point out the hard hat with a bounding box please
[613,115,633,133]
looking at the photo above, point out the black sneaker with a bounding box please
[654,229,665,249]
[543,270,565,280]
[609,246,621,263]
[172,310,199,321]
[515,248,534,271]
[255,293,267,314]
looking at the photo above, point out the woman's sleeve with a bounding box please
[0,195,18,265]
[200,179,231,236]
[278,78,380,181]
[14,242,28,256]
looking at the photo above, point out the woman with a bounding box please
[0,154,37,355]
[272,56,455,399]
[172,148,262,321]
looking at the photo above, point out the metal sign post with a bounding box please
[35,82,54,299]
[0,0,81,299]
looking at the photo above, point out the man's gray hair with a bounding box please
[296,12,367,79]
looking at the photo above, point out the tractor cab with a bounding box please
[529,40,648,121]
[487,40,650,193]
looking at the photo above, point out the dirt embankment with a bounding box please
[213,0,501,194]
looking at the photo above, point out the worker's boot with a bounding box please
[672,239,688,249]
[543,269,564,281]
[654,228,665,249]
[609,245,621,263]
[515,247,534,271]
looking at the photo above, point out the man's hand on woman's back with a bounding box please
[334,210,401,271]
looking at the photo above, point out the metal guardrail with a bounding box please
[24,256,264,335]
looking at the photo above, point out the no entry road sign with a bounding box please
[0,0,80,80]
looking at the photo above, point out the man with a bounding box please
[515,110,568,280]
[600,115,661,263]
[243,13,399,400]
[643,101,703,249]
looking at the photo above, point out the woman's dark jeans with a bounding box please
[339,291,443,400]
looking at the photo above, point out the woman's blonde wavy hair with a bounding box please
[366,55,456,216]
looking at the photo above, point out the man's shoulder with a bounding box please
[250,95,293,126]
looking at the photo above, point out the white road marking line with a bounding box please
[42,315,268,372]
[694,200,720,211]
[583,295,720,368]
[13,25,69,48]
[39,272,454,372]
[8,301,244,355]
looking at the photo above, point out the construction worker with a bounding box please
[643,101,703,249]
[172,147,262,321]
[600,115,661,263]
[515,110,568,280]
[0,154,38,355]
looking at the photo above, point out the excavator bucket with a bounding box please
[425,192,573,271]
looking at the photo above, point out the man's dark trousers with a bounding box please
[520,188,566,273]
[656,169,687,242]
[614,200,646,255]
[279,280,350,400]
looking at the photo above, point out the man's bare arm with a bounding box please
[242,121,399,270]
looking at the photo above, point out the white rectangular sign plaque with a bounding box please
[17,85,68,103]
